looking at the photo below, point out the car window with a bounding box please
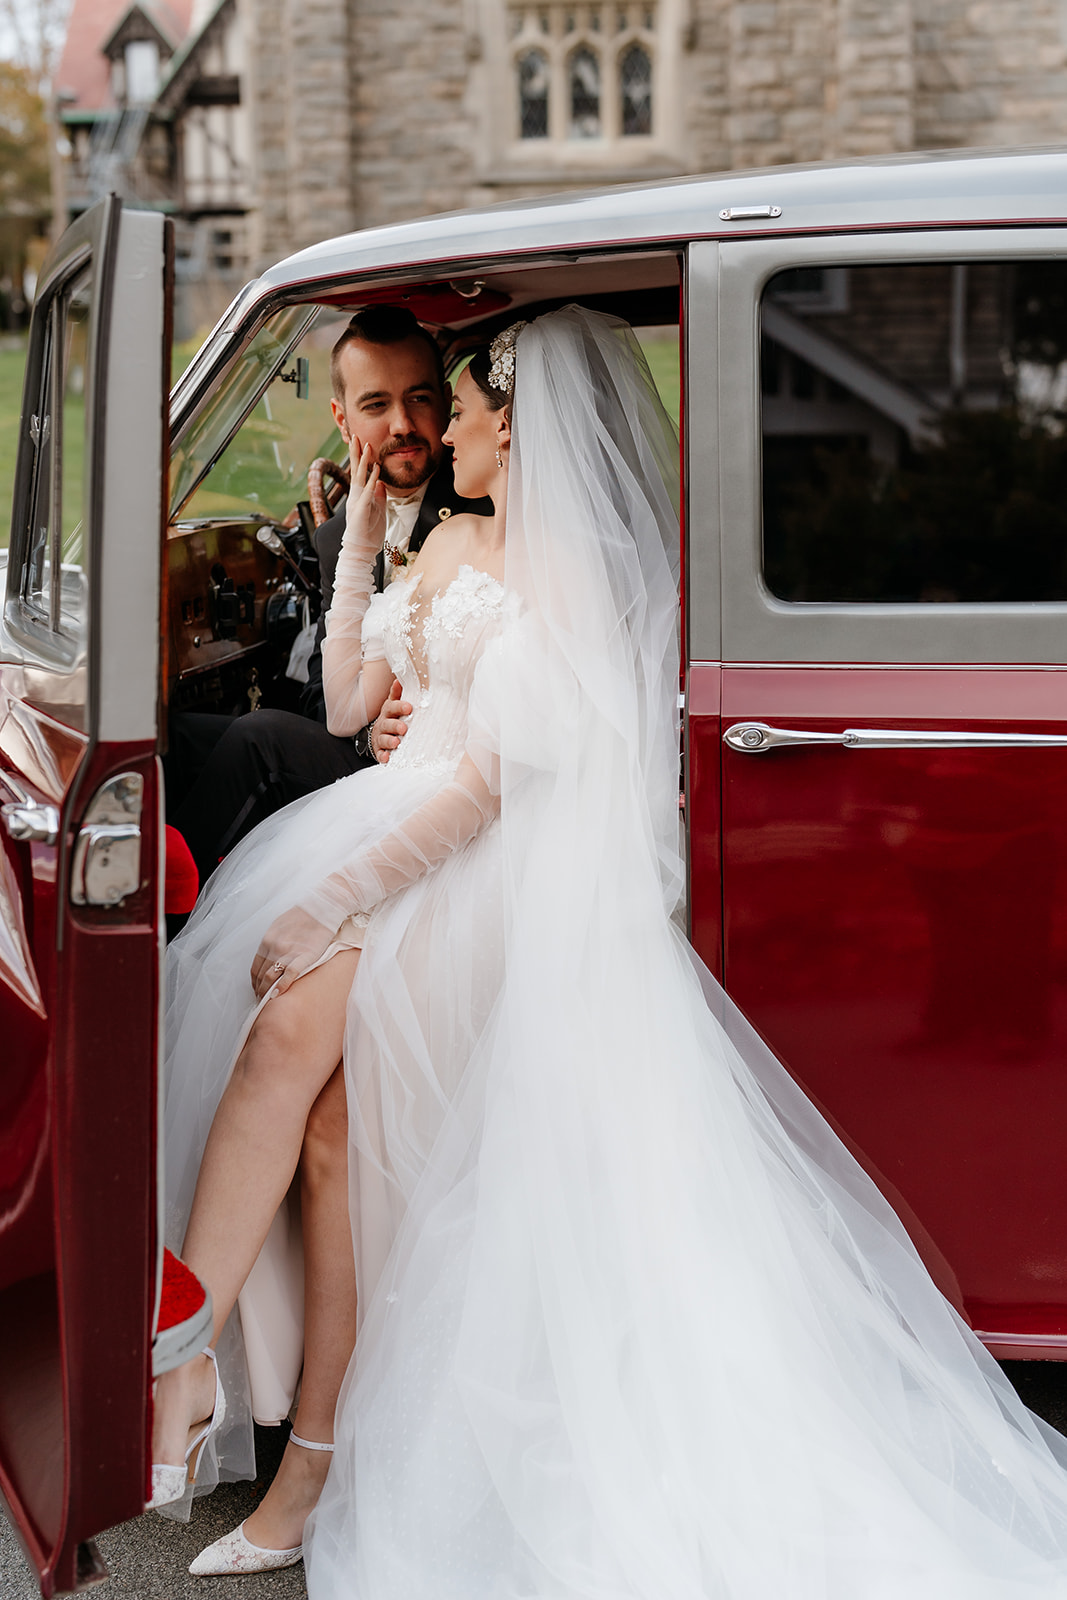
[761,260,1067,603]
[172,306,341,522]
[13,261,91,702]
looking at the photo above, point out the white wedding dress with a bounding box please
[165,309,1067,1597]
[164,560,512,1453]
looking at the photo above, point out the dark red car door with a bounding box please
[688,230,1067,1355]
[0,197,170,1595]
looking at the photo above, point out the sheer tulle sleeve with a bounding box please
[359,590,390,664]
[321,527,384,735]
[297,752,499,929]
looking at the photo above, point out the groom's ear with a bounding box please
[331,396,351,444]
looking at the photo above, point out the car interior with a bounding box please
[164,252,684,726]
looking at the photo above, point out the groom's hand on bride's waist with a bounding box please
[371,678,412,764]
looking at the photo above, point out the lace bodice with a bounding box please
[363,564,510,776]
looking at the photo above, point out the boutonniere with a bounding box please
[384,540,412,570]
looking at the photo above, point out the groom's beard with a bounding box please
[378,432,437,490]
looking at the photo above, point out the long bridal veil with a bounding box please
[305,308,1067,1598]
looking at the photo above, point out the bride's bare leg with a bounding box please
[243,1064,356,1550]
[152,951,360,1469]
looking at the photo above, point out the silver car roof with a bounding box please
[249,144,1067,307]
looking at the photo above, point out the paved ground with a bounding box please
[5,1365,1067,1597]
[0,1426,307,1599]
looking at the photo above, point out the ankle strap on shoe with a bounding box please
[288,1431,334,1452]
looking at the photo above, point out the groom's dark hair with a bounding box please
[330,306,446,402]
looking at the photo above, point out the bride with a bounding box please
[157,305,1067,1595]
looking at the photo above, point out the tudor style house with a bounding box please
[55,0,250,333]
[53,0,1067,332]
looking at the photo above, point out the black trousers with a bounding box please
[166,709,372,892]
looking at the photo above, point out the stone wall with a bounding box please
[246,0,1067,263]
[914,1,1067,151]
[674,0,1066,179]
[245,0,358,269]
[245,0,294,267]
[347,0,477,227]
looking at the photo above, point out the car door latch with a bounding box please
[71,772,144,908]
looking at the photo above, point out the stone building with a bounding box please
[55,0,1067,326]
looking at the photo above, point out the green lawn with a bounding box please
[0,339,27,547]
[637,332,681,428]
[0,337,203,551]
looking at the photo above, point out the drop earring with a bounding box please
[495,448,504,469]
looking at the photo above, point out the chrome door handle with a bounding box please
[723,721,1067,753]
[724,723,847,753]
[1,800,60,843]
[71,772,143,908]
[0,771,60,844]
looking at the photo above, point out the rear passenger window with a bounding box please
[761,261,1067,603]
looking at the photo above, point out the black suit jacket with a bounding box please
[299,458,493,723]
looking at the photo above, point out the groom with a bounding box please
[168,306,491,890]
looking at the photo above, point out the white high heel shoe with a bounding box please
[148,1346,227,1512]
[188,1432,334,1576]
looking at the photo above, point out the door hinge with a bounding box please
[0,770,59,844]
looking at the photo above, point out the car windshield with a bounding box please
[169,304,321,519]
[169,307,680,527]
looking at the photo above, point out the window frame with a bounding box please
[508,5,656,144]
[705,229,1067,667]
[6,246,93,674]
[479,0,682,181]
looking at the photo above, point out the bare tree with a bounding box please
[0,0,72,89]
[0,0,74,242]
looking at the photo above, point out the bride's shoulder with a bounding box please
[423,512,490,547]
[409,514,491,581]
[413,517,468,563]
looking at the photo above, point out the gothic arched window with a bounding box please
[507,3,665,154]
[620,42,651,135]
[569,46,601,138]
[519,49,550,138]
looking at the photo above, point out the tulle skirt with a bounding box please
[306,852,1067,1598]
[162,756,503,1499]
[166,759,1067,1595]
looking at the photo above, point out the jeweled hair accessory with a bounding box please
[488,321,529,397]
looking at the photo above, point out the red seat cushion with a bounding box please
[157,1246,208,1333]
[164,824,199,915]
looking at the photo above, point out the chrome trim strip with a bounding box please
[723,720,1067,753]
[974,1330,1067,1350]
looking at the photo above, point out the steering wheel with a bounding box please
[308,457,351,527]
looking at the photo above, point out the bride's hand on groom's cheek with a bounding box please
[343,437,386,552]
[250,907,334,999]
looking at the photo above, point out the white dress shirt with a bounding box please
[383,484,429,582]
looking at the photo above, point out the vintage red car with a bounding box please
[6,146,1067,1591]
